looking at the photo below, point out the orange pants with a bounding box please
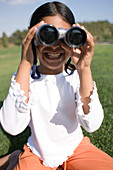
[14,137,113,170]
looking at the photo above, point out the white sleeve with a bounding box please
[0,74,31,135]
[75,82,104,133]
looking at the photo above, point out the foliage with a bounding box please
[0,20,113,47]
[1,33,8,48]
[9,29,28,45]
[0,45,113,158]
[81,21,113,42]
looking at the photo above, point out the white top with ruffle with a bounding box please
[0,70,104,167]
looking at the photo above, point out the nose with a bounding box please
[51,40,61,49]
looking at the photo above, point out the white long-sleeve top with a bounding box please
[0,70,104,167]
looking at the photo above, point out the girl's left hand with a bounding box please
[61,23,94,71]
[71,23,94,71]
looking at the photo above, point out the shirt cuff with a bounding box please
[9,75,30,113]
[75,82,104,131]
[76,82,98,114]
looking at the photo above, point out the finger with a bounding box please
[86,32,94,47]
[28,21,45,32]
[72,23,80,27]
[23,21,46,43]
[23,27,37,46]
[71,49,81,65]
[71,23,94,50]
[72,23,93,40]
[35,21,47,28]
[77,25,94,51]
[81,32,94,53]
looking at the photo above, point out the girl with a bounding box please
[0,1,113,170]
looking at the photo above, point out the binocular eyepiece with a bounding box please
[35,24,87,48]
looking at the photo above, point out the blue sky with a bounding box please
[0,0,113,37]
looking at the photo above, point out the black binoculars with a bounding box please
[35,24,87,48]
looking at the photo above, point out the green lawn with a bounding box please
[0,45,113,158]
[0,46,21,103]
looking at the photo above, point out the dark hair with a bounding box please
[30,1,75,28]
[30,1,76,78]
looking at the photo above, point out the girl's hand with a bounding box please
[21,21,45,67]
[71,23,94,71]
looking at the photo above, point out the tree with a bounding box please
[9,29,28,45]
[2,32,8,47]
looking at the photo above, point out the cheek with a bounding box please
[65,49,72,59]
[61,42,72,57]
[36,45,44,58]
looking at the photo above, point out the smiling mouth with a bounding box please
[44,52,63,59]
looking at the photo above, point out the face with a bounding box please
[36,15,72,75]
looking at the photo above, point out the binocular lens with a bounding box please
[66,27,87,48]
[37,24,87,48]
[39,25,59,46]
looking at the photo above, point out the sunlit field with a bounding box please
[0,44,113,157]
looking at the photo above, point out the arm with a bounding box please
[72,24,104,132]
[61,24,104,132]
[77,67,93,114]
[15,26,37,102]
[71,24,94,114]
[0,81,31,135]
[0,22,45,135]
[15,21,45,102]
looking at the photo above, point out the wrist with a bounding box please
[78,67,94,97]
[77,66,91,75]
[20,59,32,69]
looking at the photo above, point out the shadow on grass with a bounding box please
[0,125,31,158]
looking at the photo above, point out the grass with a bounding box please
[0,45,113,158]
[0,46,31,156]
[83,44,113,156]
[0,46,21,102]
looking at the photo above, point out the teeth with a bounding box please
[47,53,61,58]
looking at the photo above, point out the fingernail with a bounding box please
[40,21,44,24]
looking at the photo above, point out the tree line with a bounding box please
[0,20,113,48]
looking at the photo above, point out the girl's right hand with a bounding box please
[21,21,45,67]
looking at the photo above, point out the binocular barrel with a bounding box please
[36,24,87,48]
